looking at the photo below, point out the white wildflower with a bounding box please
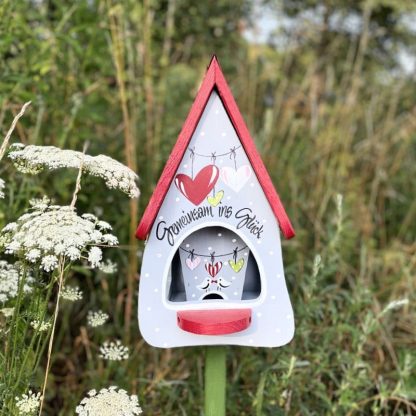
[1,307,14,318]
[99,260,118,274]
[88,246,102,268]
[75,386,142,416]
[97,220,112,231]
[87,310,109,327]
[9,144,140,198]
[15,390,42,415]
[30,320,51,332]
[41,255,59,272]
[61,286,83,302]
[0,261,33,303]
[0,205,118,270]
[99,340,129,361]
[0,178,5,199]
[29,196,50,210]
[380,298,409,317]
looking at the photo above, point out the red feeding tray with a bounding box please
[177,309,252,335]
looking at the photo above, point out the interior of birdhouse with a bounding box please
[167,226,262,303]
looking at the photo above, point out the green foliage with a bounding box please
[0,0,415,415]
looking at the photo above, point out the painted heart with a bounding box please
[220,165,252,193]
[207,190,224,207]
[186,256,201,270]
[229,258,244,273]
[175,165,219,205]
[205,261,223,278]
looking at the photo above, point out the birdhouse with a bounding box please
[136,57,295,348]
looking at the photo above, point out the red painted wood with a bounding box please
[177,308,252,335]
[136,56,295,240]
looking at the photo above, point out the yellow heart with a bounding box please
[207,190,224,207]
[229,258,244,273]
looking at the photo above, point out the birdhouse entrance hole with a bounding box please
[167,226,262,303]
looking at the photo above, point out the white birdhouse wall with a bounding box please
[138,90,294,348]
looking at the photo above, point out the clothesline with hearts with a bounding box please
[179,245,248,258]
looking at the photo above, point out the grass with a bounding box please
[0,0,415,414]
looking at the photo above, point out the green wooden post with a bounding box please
[205,346,226,416]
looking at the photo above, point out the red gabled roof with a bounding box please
[136,56,295,240]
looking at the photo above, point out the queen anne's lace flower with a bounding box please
[1,307,14,317]
[87,310,109,327]
[0,205,118,272]
[99,260,118,274]
[15,390,42,415]
[0,261,33,303]
[100,340,129,361]
[9,144,140,198]
[30,320,51,332]
[75,386,142,415]
[61,286,83,301]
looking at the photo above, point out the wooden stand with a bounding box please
[205,346,226,416]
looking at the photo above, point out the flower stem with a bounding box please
[205,346,226,416]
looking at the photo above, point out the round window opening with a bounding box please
[167,226,261,302]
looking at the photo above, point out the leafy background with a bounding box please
[0,0,415,414]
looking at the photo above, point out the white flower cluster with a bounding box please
[99,259,118,274]
[76,386,142,416]
[61,286,83,301]
[0,178,5,199]
[0,307,14,318]
[15,390,42,415]
[0,205,118,272]
[100,340,129,361]
[30,320,51,332]
[87,310,109,327]
[0,261,33,303]
[9,144,140,198]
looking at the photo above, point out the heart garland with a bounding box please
[220,165,251,193]
[229,258,244,273]
[205,261,223,278]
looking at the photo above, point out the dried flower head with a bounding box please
[9,144,140,198]
[0,178,5,199]
[15,390,42,415]
[75,386,142,415]
[87,310,109,327]
[30,320,51,332]
[0,205,118,272]
[100,340,129,361]
[61,286,83,302]
[0,261,33,303]
[0,307,14,318]
[99,259,118,274]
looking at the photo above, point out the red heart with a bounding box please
[205,262,223,277]
[175,165,219,205]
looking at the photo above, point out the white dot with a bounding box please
[249,201,253,206]
[269,251,274,256]
[217,233,222,237]
[159,216,164,220]
[175,197,180,202]
[286,314,292,320]
[204,259,208,262]
[215,109,219,114]
[194,276,198,280]
[244,252,248,256]
[276,328,281,333]
[250,183,254,187]
[227,196,231,200]
[249,339,254,344]
[183,164,188,168]
[262,219,267,224]
[231,276,236,280]
[219,159,224,164]
[208,246,212,250]
[147,307,151,311]
[232,239,237,243]
[257,312,262,318]
[155,327,160,332]
[186,244,190,248]
[156,253,162,258]
[200,131,205,136]
[221,132,226,137]
[233,291,238,296]
[154,288,159,293]
[257,240,262,244]
[163,342,168,347]
[144,273,149,278]
[271,295,276,300]
[192,294,196,298]
[277,274,282,279]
